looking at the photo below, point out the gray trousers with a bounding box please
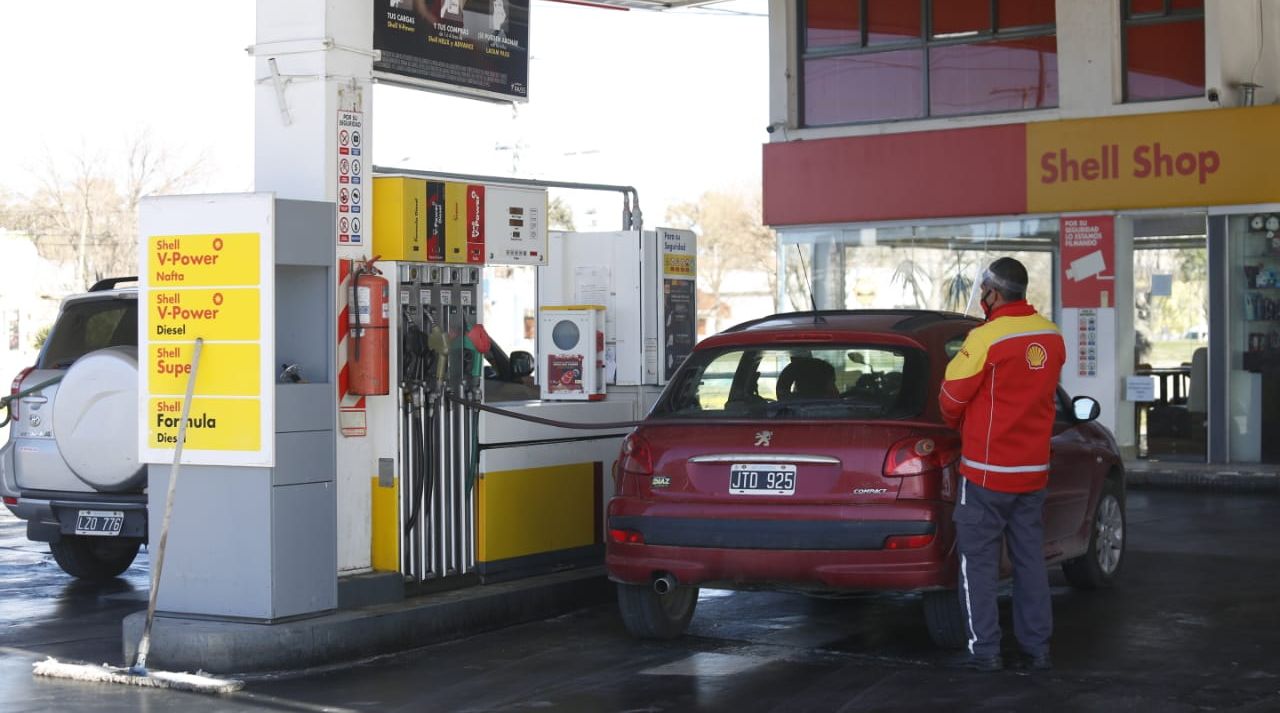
[953,478,1052,657]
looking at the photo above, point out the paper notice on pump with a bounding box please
[574,265,614,332]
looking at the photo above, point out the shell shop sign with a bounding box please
[761,105,1280,227]
[1027,106,1280,213]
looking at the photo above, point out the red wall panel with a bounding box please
[762,124,1028,226]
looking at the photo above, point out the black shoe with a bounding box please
[1012,651,1052,671]
[945,652,1003,672]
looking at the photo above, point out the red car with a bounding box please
[606,310,1126,646]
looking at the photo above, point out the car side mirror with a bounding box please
[1072,395,1101,422]
[509,351,535,379]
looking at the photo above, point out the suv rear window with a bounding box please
[655,344,928,420]
[39,298,137,369]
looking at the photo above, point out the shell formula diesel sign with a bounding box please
[762,106,1280,226]
[138,195,275,467]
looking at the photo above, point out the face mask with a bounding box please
[980,289,996,320]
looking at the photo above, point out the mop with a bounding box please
[33,338,245,694]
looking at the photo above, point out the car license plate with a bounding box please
[75,510,124,537]
[729,464,796,496]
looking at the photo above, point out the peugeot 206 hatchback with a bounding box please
[606,310,1126,646]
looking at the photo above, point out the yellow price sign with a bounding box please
[149,288,260,342]
[147,233,260,287]
[663,253,695,278]
[147,342,261,397]
[148,397,261,452]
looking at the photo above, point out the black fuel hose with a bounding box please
[444,393,645,430]
[0,375,64,428]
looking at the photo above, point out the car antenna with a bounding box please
[795,244,826,324]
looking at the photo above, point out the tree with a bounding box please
[8,131,205,289]
[666,190,776,334]
[548,195,576,232]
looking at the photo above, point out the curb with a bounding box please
[123,567,612,675]
[1126,470,1280,494]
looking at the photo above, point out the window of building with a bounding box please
[1122,0,1205,102]
[800,0,1058,126]
[776,218,1058,319]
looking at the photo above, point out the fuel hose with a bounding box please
[0,375,65,428]
[444,393,645,430]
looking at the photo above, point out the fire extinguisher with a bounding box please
[349,257,390,396]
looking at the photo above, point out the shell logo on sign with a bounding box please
[1026,343,1048,371]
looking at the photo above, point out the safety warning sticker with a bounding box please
[338,110,364,245]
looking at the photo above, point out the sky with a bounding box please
[0,0,769,230]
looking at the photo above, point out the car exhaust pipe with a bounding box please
[653,573,677,595]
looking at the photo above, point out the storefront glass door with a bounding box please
[1131,215,1208,461]
[1226,214,1280,463]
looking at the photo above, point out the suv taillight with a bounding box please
[620,433,654,476]
[883,435,961,477]
[8,366,34,420]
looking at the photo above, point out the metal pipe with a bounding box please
[653,573,676,595]
[371,166,644,232]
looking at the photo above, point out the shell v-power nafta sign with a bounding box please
[138,195,276,467]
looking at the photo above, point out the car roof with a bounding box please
[61,277,139,305]
[699,310,979,352]
[724,309,978,335]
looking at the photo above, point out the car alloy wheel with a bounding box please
[1094,493,1124,576]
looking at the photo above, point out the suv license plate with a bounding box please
[75,510,124,537]
[729,464,796,496]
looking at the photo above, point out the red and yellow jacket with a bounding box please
[939,301,1065,493]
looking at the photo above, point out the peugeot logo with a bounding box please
[754,430,773,447]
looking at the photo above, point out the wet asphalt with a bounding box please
[1,489,1278,712]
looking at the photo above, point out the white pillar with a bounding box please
[254,0,379,573]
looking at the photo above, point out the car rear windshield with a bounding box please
[654,344,929,420]
[39,297,136,369]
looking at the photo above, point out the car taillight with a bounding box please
[608,528,644,544]
[2,496,16,507]
[620,433,654,476]
[884,533,935,550]
[883,436,960,477]
[8,366,34,420]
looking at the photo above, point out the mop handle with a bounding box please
[134,337,204,672]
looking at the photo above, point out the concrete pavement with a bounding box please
[1,490,1277,711]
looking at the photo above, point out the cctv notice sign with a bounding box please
[138,194,275,467]
[1060,215,1115,309]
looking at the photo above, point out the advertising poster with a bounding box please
[1061,215,1115,308]
[657,228,697,382]
[546,354,584,394]
[373,0,530,102]
[426,181,446,262]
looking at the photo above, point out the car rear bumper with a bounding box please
[4,491,147,542]
[606,499,958,591]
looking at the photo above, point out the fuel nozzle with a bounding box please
[464,324,492,382]
[427,325,448,388]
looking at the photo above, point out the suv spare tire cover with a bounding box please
[52,346,145,492]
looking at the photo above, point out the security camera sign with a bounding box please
[1061,216,1114,309]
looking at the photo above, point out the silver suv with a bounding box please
[1,277,145,580]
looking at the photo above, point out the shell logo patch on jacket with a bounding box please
[938,301,1066,493]
[1026,343,1048,370]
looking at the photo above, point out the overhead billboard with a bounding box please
[373,0,530,103]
